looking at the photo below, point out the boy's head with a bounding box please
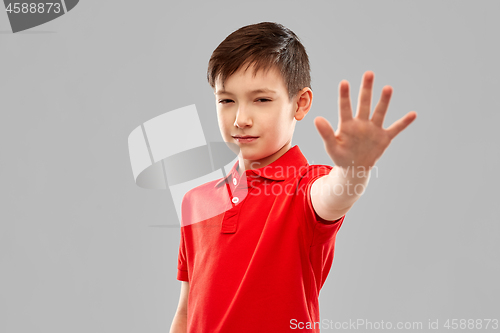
[207,22,311,102]
[207,22,313,169]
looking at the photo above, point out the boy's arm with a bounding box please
[169,281,189,333]
[312,71,416,219]
[310,165,370,221]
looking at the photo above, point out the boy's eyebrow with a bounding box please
[215,88,277,95]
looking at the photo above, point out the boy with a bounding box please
[170,22,416,333]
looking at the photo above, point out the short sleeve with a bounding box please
[176,226,189,281]
[299,165,345,245]
[177,192,190,281]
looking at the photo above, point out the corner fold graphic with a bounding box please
[127,104,245,227]
[3,0,79,33]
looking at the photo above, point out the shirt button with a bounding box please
[233,178,237,185]
[232,197,239,204]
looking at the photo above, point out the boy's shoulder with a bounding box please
[179,162,334,226]
[298,163,333,179]
[183,162,333,196]
[183,159,334,192]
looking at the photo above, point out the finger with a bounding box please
[338,80,353,123]
[386,111,417,140]
[355,71,374,120]
[314,116,337,148]
[371,85,393,127]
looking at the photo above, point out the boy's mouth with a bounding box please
[232,135,259,143]
[232,135,259,139]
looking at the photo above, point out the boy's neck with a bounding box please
[237,140,292,174]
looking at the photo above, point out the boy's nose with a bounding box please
[234,108,253,128]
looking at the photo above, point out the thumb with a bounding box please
[314,116,337,147]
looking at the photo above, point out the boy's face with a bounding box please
[214,63,310,170]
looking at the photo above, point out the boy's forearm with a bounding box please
[169,313,187,333]
[319,165,371,212]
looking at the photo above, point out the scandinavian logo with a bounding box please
[3,0,79,33]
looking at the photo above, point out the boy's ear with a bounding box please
[294,87,313,121]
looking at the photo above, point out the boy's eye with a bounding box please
[218,98,271,104]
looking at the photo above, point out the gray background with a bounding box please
[1,0,499,332]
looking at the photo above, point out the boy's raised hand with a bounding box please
[314,71,417,170]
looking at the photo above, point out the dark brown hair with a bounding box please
[207,22,311,102]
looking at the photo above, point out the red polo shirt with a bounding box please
[177,145,345,333]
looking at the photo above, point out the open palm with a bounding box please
[314,71,417,170]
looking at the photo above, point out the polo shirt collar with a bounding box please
[214,145,308,188]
